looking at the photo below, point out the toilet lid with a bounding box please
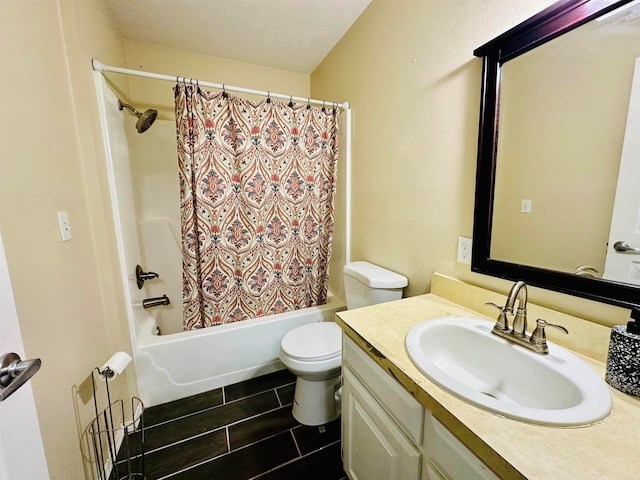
[281,322,342,361]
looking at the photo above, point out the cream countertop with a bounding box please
[335,275,640,480]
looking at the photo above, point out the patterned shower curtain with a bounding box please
[175,84,339,330]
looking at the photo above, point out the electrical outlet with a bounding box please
[457,236,472,264]
[57,211,72,242]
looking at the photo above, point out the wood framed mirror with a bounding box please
[472,0,640,310]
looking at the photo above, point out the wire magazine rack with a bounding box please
[90,368,145,480]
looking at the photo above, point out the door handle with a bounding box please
[0,352,42,401]
[613,241,640,254]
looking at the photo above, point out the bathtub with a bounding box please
[135,294,346,407]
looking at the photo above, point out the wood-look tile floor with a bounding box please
[114,369,346,479]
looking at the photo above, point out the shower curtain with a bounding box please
[175,84,339,329]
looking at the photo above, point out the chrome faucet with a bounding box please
[504,281,528,338]
[486,281,568,354]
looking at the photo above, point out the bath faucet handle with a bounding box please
[136,264,159,289]
[485,302,510,332]
[530,318,568,353]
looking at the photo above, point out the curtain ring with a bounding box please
[306,98,311,110]
[322,101,326,113]
[288,95,293,108]
[266,91,271,104]
[222,84,228,98]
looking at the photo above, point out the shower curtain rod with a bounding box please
[92,59,350,110]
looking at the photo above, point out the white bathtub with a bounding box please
[135,295,345,407]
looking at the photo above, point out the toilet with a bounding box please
[279,261,408,425]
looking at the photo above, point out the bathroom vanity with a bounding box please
[342,334,499,479]
[336,274,640,479]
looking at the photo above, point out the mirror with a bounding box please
[472,0,640,309]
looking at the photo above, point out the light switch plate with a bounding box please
[57,211,72,241]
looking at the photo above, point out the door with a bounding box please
[342,367,421,480]
[603,57,640,284]
[0,231,49,478]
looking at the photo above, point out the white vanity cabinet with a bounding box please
[342,367,422,479]
[342,335,499,480]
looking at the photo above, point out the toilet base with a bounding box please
[291,374,341,426]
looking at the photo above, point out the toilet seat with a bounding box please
[281,322,342,362]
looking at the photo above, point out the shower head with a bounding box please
[118,100,158,133]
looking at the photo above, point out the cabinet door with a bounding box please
[423,413,500,480]
[343,367,421,480]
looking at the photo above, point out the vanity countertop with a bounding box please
[335,290,640,479]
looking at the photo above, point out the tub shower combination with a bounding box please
[137,295,344,406]
[93,61,351,407]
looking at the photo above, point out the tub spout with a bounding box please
[143,294,170,309]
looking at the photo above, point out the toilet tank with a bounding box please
[343,261,408,310]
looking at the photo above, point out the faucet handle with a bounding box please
[530,318,568,352]
[485,302,510,332]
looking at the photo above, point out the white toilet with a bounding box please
[279,261,408,425]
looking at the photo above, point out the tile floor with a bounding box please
[114,369,346,479]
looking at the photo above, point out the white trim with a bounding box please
[344,107,353,265]
[93,72,139,347]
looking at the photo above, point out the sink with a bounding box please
[405,317,612,426]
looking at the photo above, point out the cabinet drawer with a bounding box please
[343,334,423,444]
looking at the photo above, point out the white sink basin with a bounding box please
[405,317,612,426]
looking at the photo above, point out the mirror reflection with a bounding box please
[490,2,640,285]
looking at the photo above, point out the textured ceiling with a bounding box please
[104,0,372,74]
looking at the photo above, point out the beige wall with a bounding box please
[0,0,137,477]
[311,0,630,327]
[122,39,310,119]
